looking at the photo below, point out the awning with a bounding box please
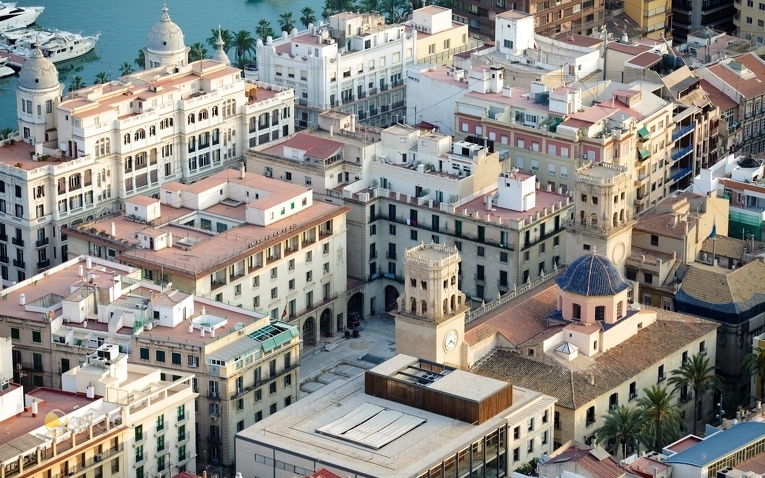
[639,148,650,159]
[638,126,651,139]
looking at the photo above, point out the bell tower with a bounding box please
[393,243,469,368]
[565,162,635,273]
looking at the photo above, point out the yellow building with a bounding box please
[623,0,670,39]
[407,6,475,65]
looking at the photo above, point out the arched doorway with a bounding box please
[347,292,363,327]
[385,285,400,312]
[320,308,332,337]
[303,317,315,345]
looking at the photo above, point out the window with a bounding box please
[32,330,41,343]
[477,246,485,257]
[270,403,277,414]
[595,306,605,321]
[513,426,520,439]
[650,234,659,246]
[171,352,181,365]
[586,406,595,426]
[658,364,665,382]
[135,425,143,442]
[700,340,706,354]
[156,350,166,362]
[140,348,149,360]
[410,230,418,241]
[572,303,581,320]
[513,447,520,461]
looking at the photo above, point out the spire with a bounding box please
[160,3,171,22]
[212,25,230,65]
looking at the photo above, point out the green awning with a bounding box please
[638,127,651,139]
[638,148,650,159]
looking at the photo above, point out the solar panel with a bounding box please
[316,402,426,450]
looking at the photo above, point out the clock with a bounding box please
[444,330,458,352]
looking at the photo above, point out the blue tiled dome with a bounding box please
[556,253,630,296]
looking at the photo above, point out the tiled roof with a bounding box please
[665,422,765,466]
[700,236,744,259]
[705,53,765,99]
[699,79,738,111]
[464,282,559,346]
[627,52,662,68]
[261,133,344,160]
[544,445,626,478]
[678,260,765,305]
[556,254,631,296]
[472,313,718,409]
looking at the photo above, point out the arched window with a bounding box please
[134,129,145,141]
[124,156,133,172]
[620,209,625,223]
[149,125,156,136]
[450,294,455,311]
[451,275,456,285]
[421,300,427,314]
[580,211,586,225]
[97,173,101,187]
[198,109,208,121]
[187,113,195,125]
[211,105,219,117]
[590,213,598,227]
[613,212,618,227]
[123,133,131,145]
[443,299,448,314]
[104,138,110,155]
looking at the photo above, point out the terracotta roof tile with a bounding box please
[261,133,344,160]
[699,236,745,259]
[699,79,738,111]
[679,259,765,305]
[705,53,765,99]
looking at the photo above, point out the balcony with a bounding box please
[474,273,486,285]
[0,256,7,264]
[679,393,693,403]
[671,145,693,161]
[381,105,390,113]
[13,259,25,268]
[0,233,6,241]
[497,280,509,292]
[36,237,49,247]
[358,111,368,120]
[369,107,378,116]
[386,251,397,260]
[266,253,281,265]
[672,123,695,141]
[37,259,50,270]
[11,237,23,246]
[319,228,333,239]
[671,165,693,182]
[629,392,637,401]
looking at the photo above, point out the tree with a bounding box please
[668,353,723,436]
[93,71,110,85]
[637,385,686,451]
[595,405,647,459]
[69,75,85,92]
[742,346,765,402]
[233,56,254,71]
[118,62,133,76]
[232,29,257,60]
[206,27,233,53]
[255,20,275,41]
[278,12,295,33]
[300,7,317,28]
[134,49,145,69]
[379,0,410,23]
[189,42,208,63]
[323,0,356,19]
[0,127,14,145]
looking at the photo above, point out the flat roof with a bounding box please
[665,423,765,466]
[237,366,552,475]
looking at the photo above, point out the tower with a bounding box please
[565,162,635,273]
[144,5,189,69]
[211,26,230,65]
[393,243,469,368]
[16,46,63,145]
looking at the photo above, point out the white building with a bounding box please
[0,5,295,286]
[255,11,416,129]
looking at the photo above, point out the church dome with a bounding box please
[146,6,185,53]
[556,253,630,296]
[18,47,59,90]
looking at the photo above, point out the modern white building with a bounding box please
[255,11,416,129]
[0,5,295,286]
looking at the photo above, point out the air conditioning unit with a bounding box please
[211,415,218,422]
[94,453,103,462]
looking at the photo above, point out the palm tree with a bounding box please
[595,405,647,459]
[0,127,14,145]
[189,42,208,62]
[300,7,317,28]
[93,71,110,85]
[668,353,724,436]
[637,385,686,451]
[278,12,296,33]
[742,347,765,402]
[379,0,410,23]
[233,56,253,71]
[134,49,145,70]
[358,0,378,12]
[232,29,257,60]
[255,19,275,41]
[323,0,356,19]
[206,27,233,53]
[118,62,133,76]
[69,75,85,92]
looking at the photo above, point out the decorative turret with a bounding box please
[144,5,189,69]
[211,25,230,65]
[16,45,63,145]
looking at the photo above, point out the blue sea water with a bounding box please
[0,0,322,128]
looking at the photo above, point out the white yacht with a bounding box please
[1,28,55,49]
[0,2,44,31]
[0,57,13,78]
[4,30,100,63]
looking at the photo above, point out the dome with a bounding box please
[18,47,59,90]
[556,253,630,296]
[146,6,185,53]
[211,28,230,65]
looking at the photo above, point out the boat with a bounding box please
[0,2,44,31]
[1,28,56,49]
[2,29,100,63]
[0,57,13,78]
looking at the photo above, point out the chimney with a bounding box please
[31,399,38,417]
[86,257,93,269]
[19,293,25,306]
[110,222,116,236]
[588,373,595,385]
[502,86,512,97]
[239,161,246,180]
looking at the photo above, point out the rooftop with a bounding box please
[705,53,765,99]
[665,422,765,466]
[473,311,719,409]
[542,443,625,478]
[0,140,36,169]
[261,132,345,160]
[676,259,765,315]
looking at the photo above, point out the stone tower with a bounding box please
[144,5,189,69]
[394,243,469,368]
[565,162,635,273]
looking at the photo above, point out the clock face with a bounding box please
[444,330,458,352]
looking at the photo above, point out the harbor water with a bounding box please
[0,0,323,128]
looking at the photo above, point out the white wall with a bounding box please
[405,65,465,133]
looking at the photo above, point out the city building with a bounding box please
[451,0,605,42]
[537,441,627,478]
[0,336,197,478]
[673,0,735,45]
[0,5,294,285]
[0,253,300,477]
[623,0,671,40]
[663,422,765,478]
[404,6,481,65]
[677,28,752,66]
[734,0,765,43]
[470,252,719,448]
[698,53,765,157]
[236,354,558,477]
[255,11,416,129]
[64,168,349,345]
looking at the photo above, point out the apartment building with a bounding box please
[452,0,604,41]
[733,0,765,42]
[405,6,480,65]
[473,253,720,448]
[255,11,415,129]
[624,0,671,40]
[0,334,197,478]
[679,28,753,66]
[673,0,735,45]
[698,53,765,157]
[237,354,558,477]
[0,253,299,477]
[0,5,294,286]
[65,169,349,345]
